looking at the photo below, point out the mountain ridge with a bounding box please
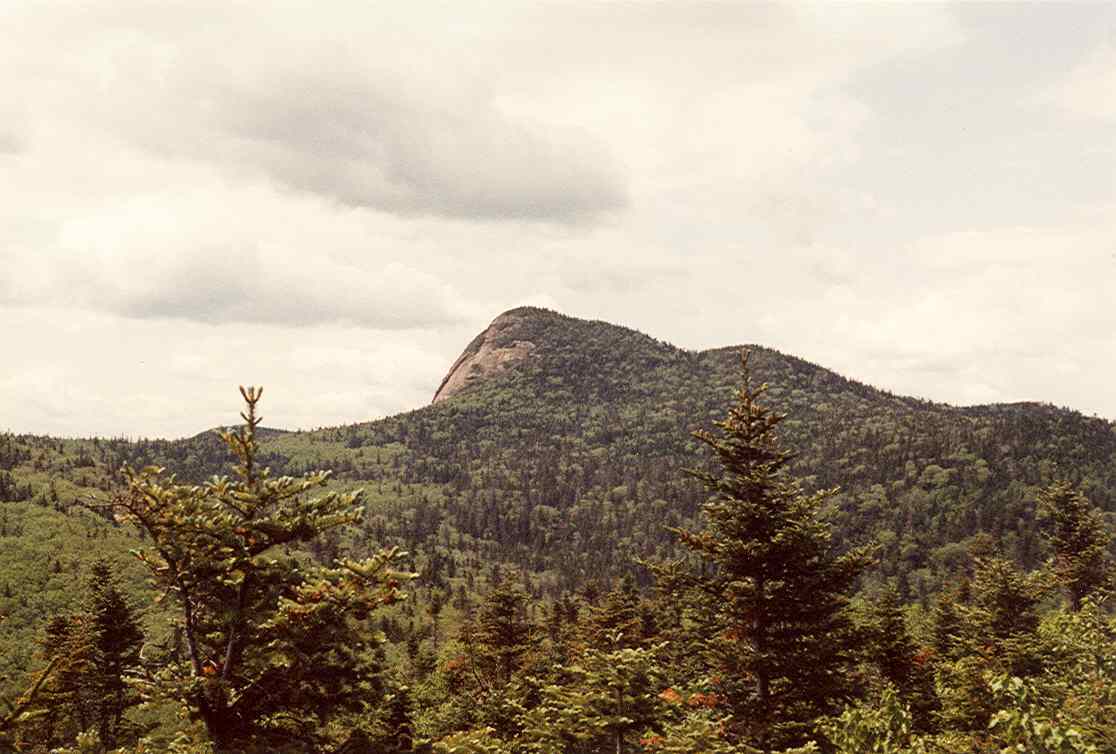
[3,308,1114,589]
[431,306,1109,422]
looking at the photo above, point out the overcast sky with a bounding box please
[1,1,1113,438]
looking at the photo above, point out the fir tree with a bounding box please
[86,558,144,748]
[935,554,1046,734]
[380,684,415,753]
[518,639,668,754]
[655,353,869,751]
[928,584,967,660]
[100,387,414,752]
[26,561,144,750]
[0,657,58,749]
[1037,481,1113,611]
[867,587,916,692]
[471,580,536,689]
[863,587,937,731]
[36,612,98,744]
[585,576,644,650]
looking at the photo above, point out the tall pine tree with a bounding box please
[656,352,869,751]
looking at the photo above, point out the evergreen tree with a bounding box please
[862,587,937,732]
[451,580,540,740]
[102,387,414,752]
[928,583,968,660]
[471,580,536,689]
[0,657,58,750]
[935,554,1046,734]
[585,576,644,650]
[86,559,144,748]
[1037,481,1113,611]
[655,353,869,751]
[380,684,415,753]
[517,640,668,754]
[866,588,916,693]
[36,612,98,744]
[11,562,143,751]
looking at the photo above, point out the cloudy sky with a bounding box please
[1,1,1113,438]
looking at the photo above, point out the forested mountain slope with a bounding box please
[3,306,1116,732]
[4,307,1113,600]
[355,307,1116,598]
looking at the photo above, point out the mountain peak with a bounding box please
[432,308,553,403]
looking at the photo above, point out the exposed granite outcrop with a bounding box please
[432,310,537,403]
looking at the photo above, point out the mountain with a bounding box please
[9,307,1116,581]
[2,307,1116,692]
[405,307,1116,582]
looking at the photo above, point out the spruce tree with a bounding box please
[935,553,1046,735]
[101,387,413,752]
[862,587,937,731]
[867,587,916,692]
[518,639,668,754]
[453,579,539,739]
[585,576,644,650]
[656,353,869,751]
[472,580,536,689]
[86,559,143,749]
[36,612,98,744]
[1037,481,1113,611]
[27,561,144,750]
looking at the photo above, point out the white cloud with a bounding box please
[3,185,477,329]
[0,1,1114,436]
[3,1,627,224]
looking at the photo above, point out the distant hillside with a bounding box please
[3,307,1115,676]
[363,307,1116,591]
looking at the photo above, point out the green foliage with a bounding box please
[639,709,740,754]
[1037,481,1113,610]
[103,387,414,752]
[931,553,1047,734]
[1019,601,1116,749]
[987,676,1099,754]
[583,577,648,650]
[0,500,146,704]
[517,641,668,753]
[824,687,930,754]
[4,558,145,751]
[470,580,536,690]
[656,353,869,751]
[857,588,937,731]
[37,611,100,742]
[86,559,145,748]
[432,727,511,754]
[0,656,57,749]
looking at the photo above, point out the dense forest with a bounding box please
[1,307,1114,752]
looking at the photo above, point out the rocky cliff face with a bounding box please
[432,310,537,403]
